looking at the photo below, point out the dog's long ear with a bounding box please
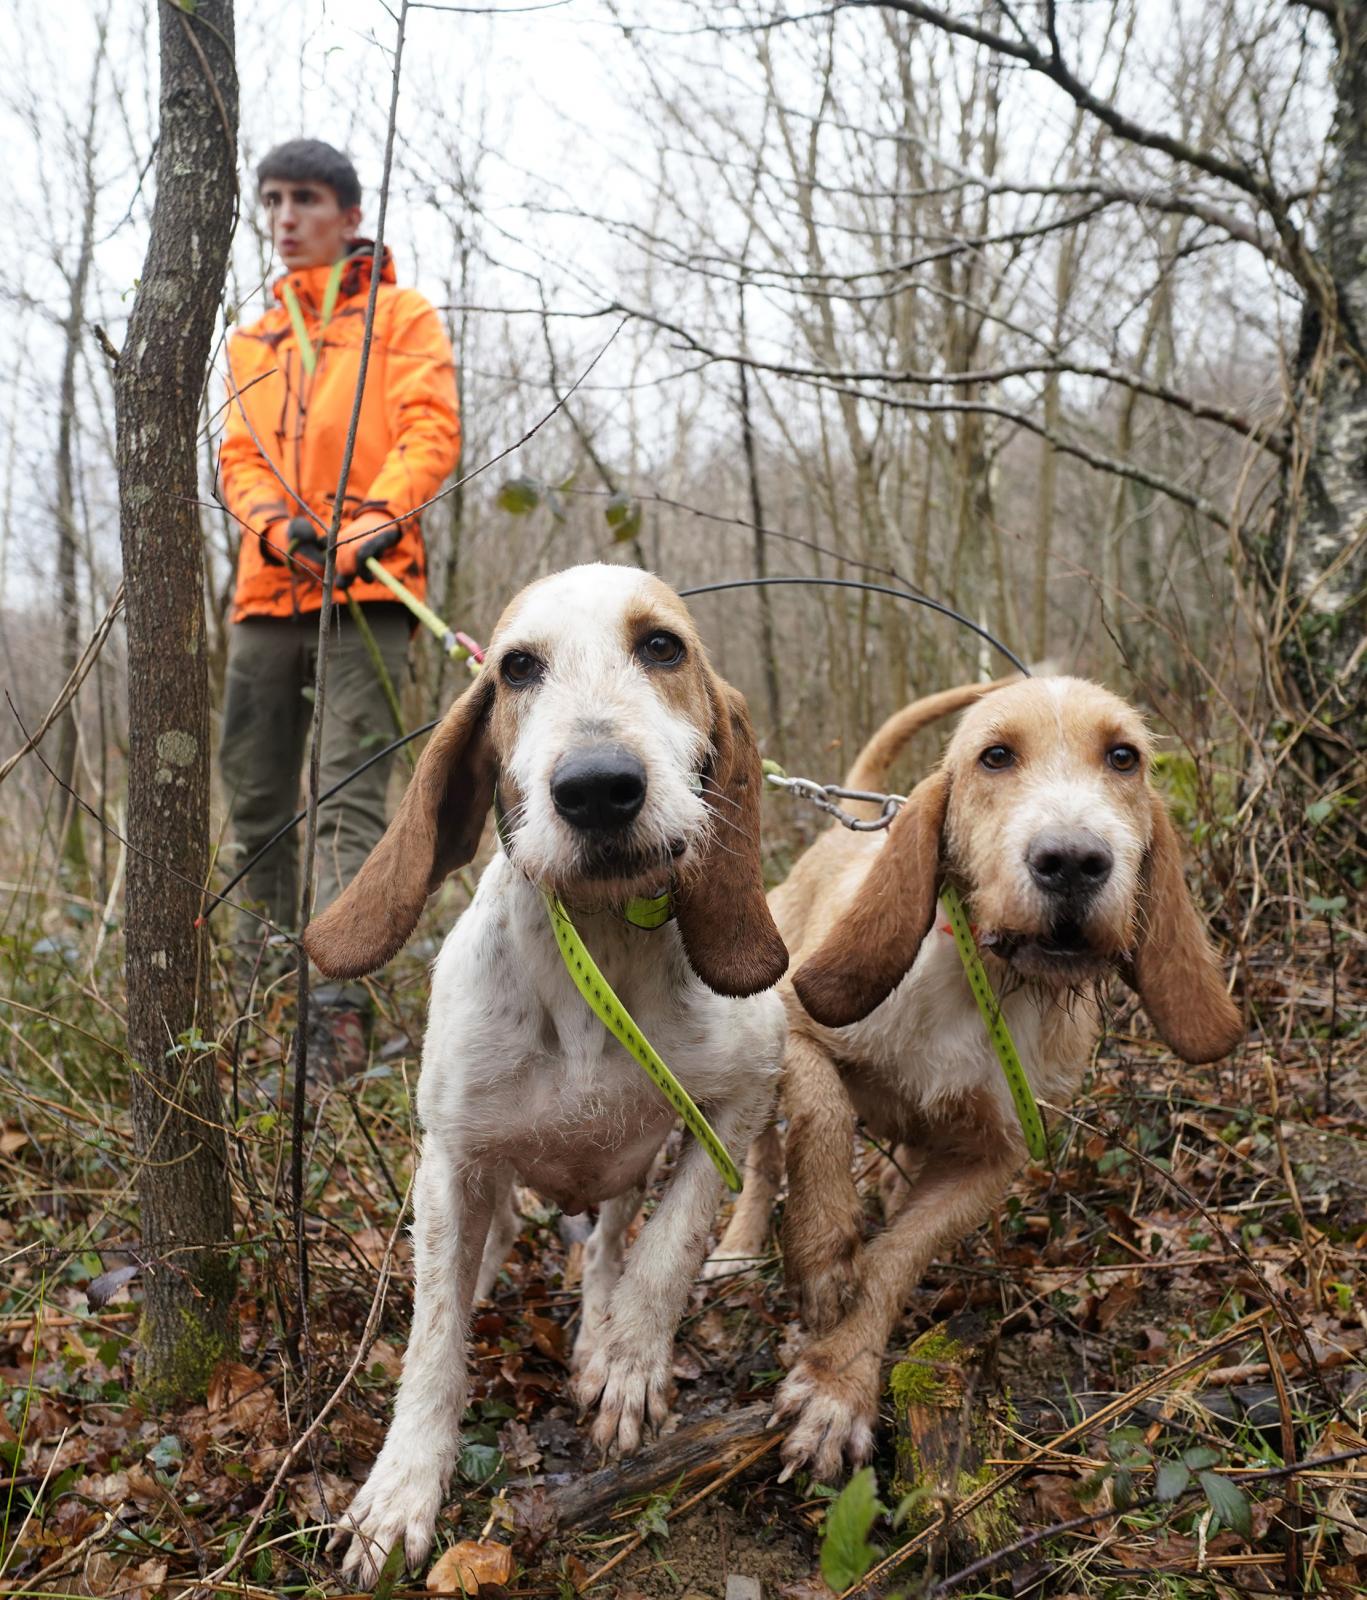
[304,675,496,978]
[792,769,949,1028]
[1127,793,1242,1063]
[674,680,788,997]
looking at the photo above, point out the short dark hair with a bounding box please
[256,140,361,211]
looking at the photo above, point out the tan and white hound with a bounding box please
[707,675,1242,1480]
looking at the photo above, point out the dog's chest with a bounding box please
[833,918,1092,1136]
[419,862,776,1205]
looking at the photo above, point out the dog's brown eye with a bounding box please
[979,744,1015,771]
[638,630,684,668]
[500,650,543,688]
[1107,744,1140,773]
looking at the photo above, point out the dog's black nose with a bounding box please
[1027,829,1113,898]
[551,745,647,831]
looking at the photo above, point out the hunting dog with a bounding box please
[305,564,788,1583]
[708,675,1242,1480]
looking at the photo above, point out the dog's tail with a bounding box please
[843,677,1013,793]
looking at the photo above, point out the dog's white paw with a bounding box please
[769,1342,878,1484]
[333,1448,446,1589]
[572,1336,673,1457]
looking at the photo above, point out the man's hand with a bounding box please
[285,515,327,579]
[335,510,401,585]
[287,511,401,586]
[255,516,294,566]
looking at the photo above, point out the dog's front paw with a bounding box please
[333,1447,446,1589]
[769,1338,879,1484]
[572,1335,673,1457]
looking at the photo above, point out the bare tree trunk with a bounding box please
[737,276,784,750]
[112,0,237,1402]
[1267,5,1367,779]
[53,28,107,877]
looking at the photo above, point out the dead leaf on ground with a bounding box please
[206,1359,282,1447]
[506,1484,557,1550]
[366,1337,403,1378]
[777,1577,837,1600]
[524,1312,565,1362]
[87,1264,140,1310]
[498,1418,542,1469]
[1113,1530,1240,1569]
[427,1538,514,1592]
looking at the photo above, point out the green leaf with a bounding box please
[148,1434,183,1473]
[605,492,643,543]
[1305,799,1333,827]
[1307,894,1347,914]
[1106,1429,1151,1467]
[498,476,542,515]
[1182,1446,1221,1471]
[457,1440,506,1488]
[634,1493,671,1541]
[1155,1460,1191,1502]
[1111,1466,1135,1510]
[891,1484,940,1529]
[819,1466,885,1591]
[1199,1471,1251,1537]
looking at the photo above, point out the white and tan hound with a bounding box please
[306,563,788,1583]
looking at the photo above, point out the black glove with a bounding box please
[286,516,327,580]
[333,511,402,587]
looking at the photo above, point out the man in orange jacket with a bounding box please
[218,139,460,1071]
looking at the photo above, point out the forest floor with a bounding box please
[2,886,1365,1600]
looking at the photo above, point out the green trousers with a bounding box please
[219,605,411,935]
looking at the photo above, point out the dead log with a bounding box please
[888,1314,1016,1567]
[548,1401,773,1528]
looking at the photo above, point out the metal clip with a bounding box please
[765,773,905,831]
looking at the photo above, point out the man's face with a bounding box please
[260,178,362,270]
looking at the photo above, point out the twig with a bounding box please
[0,584,125,786]
[190,1174,412,1596]
[925,1445,1367,1595]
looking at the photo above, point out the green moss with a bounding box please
[887,1325,964,1414]
[135,1302,232,1406]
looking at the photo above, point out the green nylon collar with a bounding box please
[939,884,1049,1162]
[489,798,739,1191]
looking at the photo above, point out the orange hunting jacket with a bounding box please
[219,243,460,621]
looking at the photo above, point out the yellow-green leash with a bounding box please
[280,259,345,378]
[544,897,743,1193]
[939,883,1049,1162]
[363,557,481,676]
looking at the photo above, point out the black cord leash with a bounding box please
[680,575,1031,677]
[211,573,1027,913]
